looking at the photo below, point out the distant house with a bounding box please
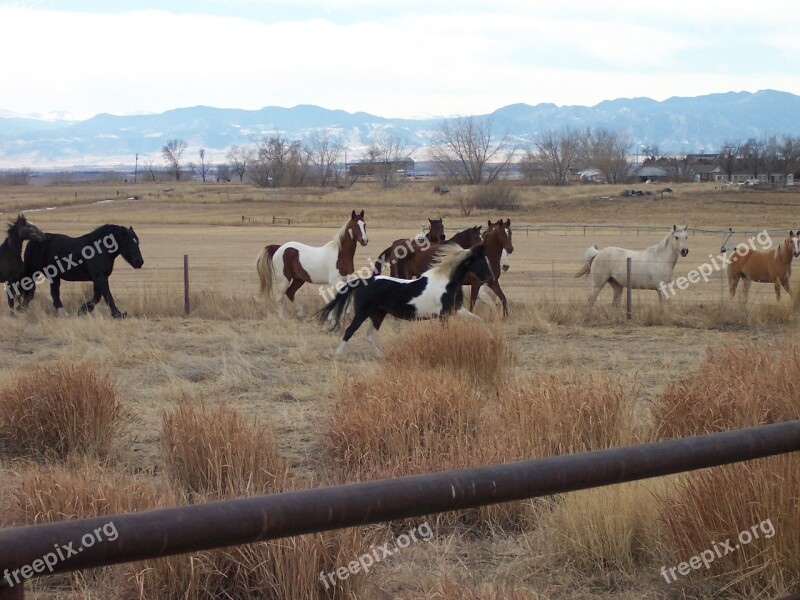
[719,172,795,186]
[630,165,668,182]
[694,164,724,182]
[348,157,415,177]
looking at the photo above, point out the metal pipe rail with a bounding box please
[1,420,799,598]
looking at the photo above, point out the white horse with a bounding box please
[576,225,689,306]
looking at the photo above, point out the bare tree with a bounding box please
[428,116,514,184]
[142,160,159,182]
[524,128,581,185]
[779,135,800,184]
[215,163,231,182]
[663,155,698,183]
[227,145,253,182]
[161,139,187,181]
[716,141,741,181]
[740,137,765,179]
[578,128,630,184]
[363,133,410,189]
[251,132,309,187]
[307,130,345,187]
[197,149,212,182]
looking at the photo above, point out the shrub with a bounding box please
[0,360,127,460]
[472,182,521,212]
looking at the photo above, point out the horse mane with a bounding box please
[647,230,673,254]
[428,243,470,278]
[331,219,352,250]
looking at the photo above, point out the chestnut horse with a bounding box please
[728,230,800,301]
[256,210,368,319]
[392,225,483,278]
[373,218,446,277]
[399,219,514,317]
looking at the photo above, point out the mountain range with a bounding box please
[2,89,800,169]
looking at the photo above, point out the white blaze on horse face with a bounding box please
[357,220,368,245]
[500,249,510,272]
[673,227,689,257]
[792,233,800,257]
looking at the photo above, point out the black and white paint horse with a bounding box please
[318,244,494,357]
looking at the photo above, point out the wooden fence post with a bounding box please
[626,257,633,320]
[183,255,190,316]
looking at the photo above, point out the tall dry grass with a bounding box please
[651,341,800,598]
[161,401,289,499]
[0,360,128,461]
[326,320,633,532]
[126,401,366,600]
[651,342,800,439]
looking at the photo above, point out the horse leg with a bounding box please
[609,280,624,308]
[49,278,67,316]
[78,281,103,315]
[587,280,604,307]
[274,277,290,320]
[487,280,508,318]
[741,279,751,303]
[728,273,739,298]
[781,278,792,299]
[285,278,305,318]
[334,308,371,357]
[468,284,480,313]
[95,277,126,318]
[774,279,782,301]
[365,313,386,358]
[456,307,481,320]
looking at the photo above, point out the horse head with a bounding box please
[671,224,689,257]
[465,244,494,284]
[11,214,45,242]
[486,219,514,254]
[120,226,144,269]
[787,230,800,258]
[428,218,446,242]
[349,209,368,247]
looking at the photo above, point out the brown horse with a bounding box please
[728,230,800,302]
[466,219,514,317]
[395,225,483,279]
[256,210,368,319]
[373,218,446,277]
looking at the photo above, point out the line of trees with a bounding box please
[715,135,800,182]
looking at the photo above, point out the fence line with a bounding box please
[0,420,798,598]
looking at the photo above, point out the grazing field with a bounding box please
[0,180,799,599]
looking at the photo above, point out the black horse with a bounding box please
[16,224,144,318]
[318,243,493,357]
[1,214,45,309]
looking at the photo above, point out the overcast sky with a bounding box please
[2,0,799,120]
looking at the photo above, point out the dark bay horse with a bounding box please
[1,214,45,309]
[17,224,144,318]
[256,209,368,319]
[390,225,483,278]
[318,244,494,357]
[373,218,446,277]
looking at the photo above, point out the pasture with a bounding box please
[0,180,798,599]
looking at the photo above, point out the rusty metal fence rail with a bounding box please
[1,420,799,598]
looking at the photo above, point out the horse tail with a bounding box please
[256,244,280,297]
[575,244,599,278]
[317,277,367,330]
[373,245,392,275]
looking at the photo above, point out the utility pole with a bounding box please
[134,153,138,184]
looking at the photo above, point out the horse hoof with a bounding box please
[57,308,68,318]
[113,312,127,319]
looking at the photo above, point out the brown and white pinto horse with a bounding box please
[256,210,368,318]
[373,218,446,277]
[728,230,800,302]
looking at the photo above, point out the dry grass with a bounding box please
[0,360,128,461]
[658,455,800,598]
[161,400,289,499]
[651,342,800,439]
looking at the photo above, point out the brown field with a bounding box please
[1,179,799,599]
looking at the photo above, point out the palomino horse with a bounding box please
[256,210,368,319]
[1,214,45,309]
[577,225,689,307]
[318,244,494,357]
[728,230,800,301]
[18,224,144,318]
[373,218,446,277]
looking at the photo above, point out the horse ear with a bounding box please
[351,210,357,219]
[476,225,482,232]
[488,220,492,228]
[505,218,511,227]
[359,209,364,218]
[672,224,677,231]
[684,224,688,231]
